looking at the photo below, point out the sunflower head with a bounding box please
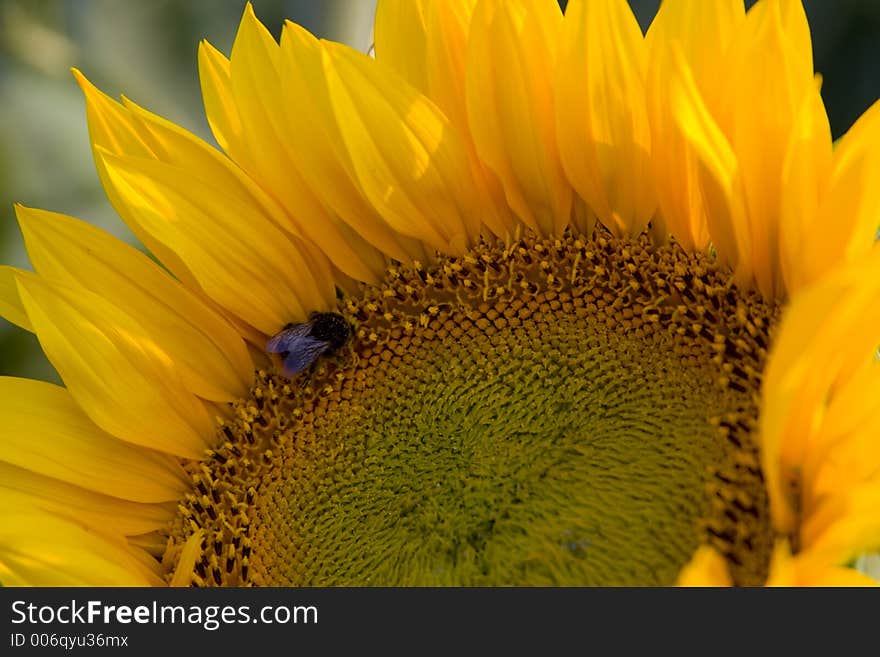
[1,0,878,587]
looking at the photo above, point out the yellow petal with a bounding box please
[373,0,430,96]
[226,5,375,262]
[806,428,880,515]
[75,68,336,329]
[801,568,878,587]
[128,531,168,557]
[324,41,483,254]
[466,0,571,236]
[277,22,433,270]
[645,0,745,249]
[723,0,823,298]
[0,461,174,537]
[743,0,813,77]
[668,0,827,299]
[73,68,199,289]
[213,5,424,281]
[0,376,187,503]
[676,545,733,586]
[0,498,163,586]
[647,0,745,107]
[375,1,486,129]
[556,0,654,236]
[800,482,880,566]
[169,529,204,587]
[669,47,751,285]
[0,265,31,331]
[760,252,880,532]
[97,149,329,335]
[799,99,880,288]
[778,85,833,293]
[766,540,878,586]
[696,0,830,298]
[422,1,515,239]
[802,358,880,505]
[763,540,797,586]
[120,95,339,323]
[16,205,253,402]
[196,39,243,158]
[373,0,512,239]
[376,0,483,134]
[16,274,215,459]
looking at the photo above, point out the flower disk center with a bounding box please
[166,231,778,586]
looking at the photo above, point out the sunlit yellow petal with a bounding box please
[724,0,824,298]
[797,100,880,288]
[669,48,751,285]
[667,0,829,299]
[196,39,243,158]
[373,0,430,94]
[75,69,336,328]
[124,99,335,324]
[800,482,880,565]
[169,530,204,587]
[0,265,31,331]
[377,0,477,130]
[0,462,174,537]
[802,359,880,505]
[72,68,198,289]
[16,205,253,402]
[0,499,163,586]
[760,252,880,533]
[778,85,832,293]
[374,0,511,239]
[214,4,426,282]
[128,531,167,558]
[227,4,367,263]
[119,95,339,321]
[323,40,480,254]
[647,0,745,108]
[466,0,571,236]
[16,274,215,459]
[645,0,744,249]
[97,150,329,335]
[764,540,797,586]
[765,540,877,586]
[806,436,880,519]
[556,0,654,236]
[743,0,813,77]
[676,545,733,586]
[277,22,435,270]
[0,376,187,503]
[213,37,403,280]
[801,568,878,587]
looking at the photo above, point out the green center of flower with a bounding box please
[165,230,778,586]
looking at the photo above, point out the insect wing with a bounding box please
[282,337,330,376]
[266,322,332,376]
[266,323,312,354]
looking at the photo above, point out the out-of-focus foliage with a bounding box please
[1,0,879,381]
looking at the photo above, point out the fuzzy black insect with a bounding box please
[266,312,351,377]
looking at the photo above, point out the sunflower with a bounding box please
[1,0,878,587]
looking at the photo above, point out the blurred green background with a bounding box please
[1,0,879,383]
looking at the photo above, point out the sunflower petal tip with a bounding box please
[12,203,35,226]
[241,1,262,29]
[70,67,94,93]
